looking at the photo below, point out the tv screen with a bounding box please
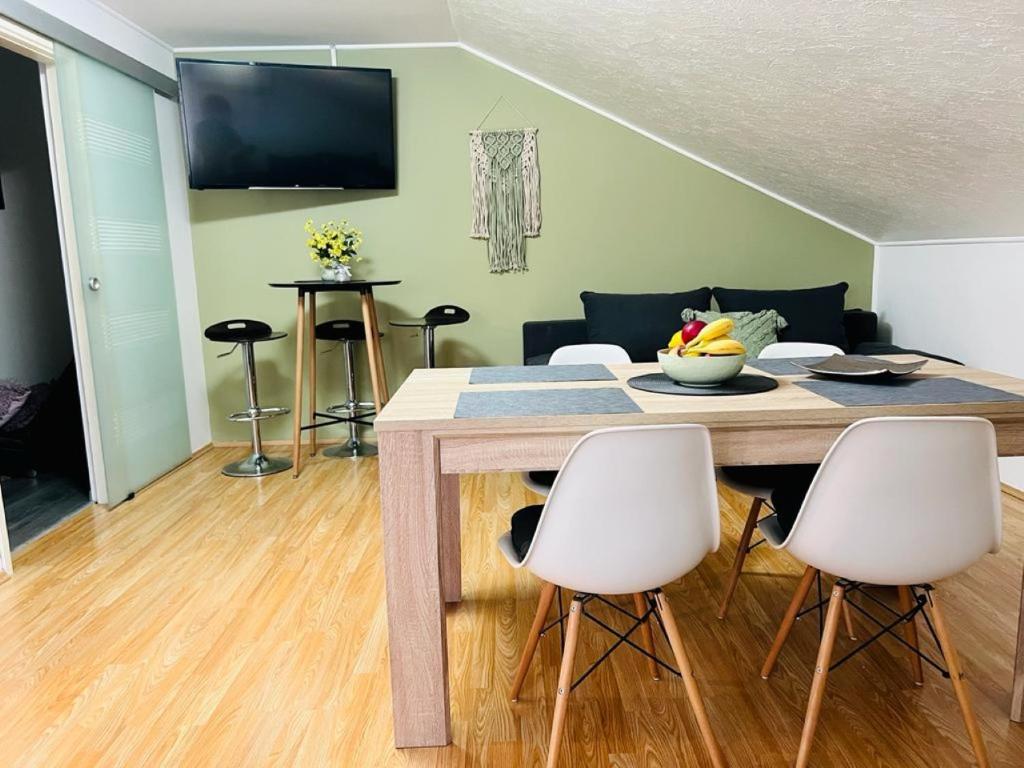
[177,59,395,190]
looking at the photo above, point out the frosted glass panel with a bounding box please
[55,45,190,503]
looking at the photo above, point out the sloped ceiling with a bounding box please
[99,0,456,47]
[104,0,1024,242]
[449,0,1024,242]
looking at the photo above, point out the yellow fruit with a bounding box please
[685,317,734,348]
[699,337,746,356]
[668,330,683,348]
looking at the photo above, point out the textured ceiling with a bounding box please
[449,0,1024,242]
[99,0,456,47]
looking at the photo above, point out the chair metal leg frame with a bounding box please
[323,340,378,458]
[540,591,726,768]
[536,593,674,681]
[792,581,989,768]
[222,341,292,478]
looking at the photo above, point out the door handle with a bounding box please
[88,277,101,291]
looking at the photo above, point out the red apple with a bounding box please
[680,319,707,344]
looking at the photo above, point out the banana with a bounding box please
[685,317,734,348]
[697,338,746,356]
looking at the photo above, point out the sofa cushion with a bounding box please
[713,282,849,350]
[580,288,713,362]
[680,309,788,358]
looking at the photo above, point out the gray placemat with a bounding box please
[627,373,779,396]
[455,387,641,418]
[745,357,828,376]
[797,377,1024,407]
[469,364,615,384]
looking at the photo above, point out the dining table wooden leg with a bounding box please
[440,473,462,604]
[307,295,317,456]
[1010,564,1024,722]
[291,291,305,478]
[378,430,450,747]
[360,291,385,414]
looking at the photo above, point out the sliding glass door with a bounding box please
[54,45,190,504]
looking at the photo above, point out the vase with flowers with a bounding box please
[305,218,363,281]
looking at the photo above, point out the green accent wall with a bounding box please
[187,47,873,442]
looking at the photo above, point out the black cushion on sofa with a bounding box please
[713,283,849,350]
[580,289,713,362]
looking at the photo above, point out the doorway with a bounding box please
[0,46,91,550]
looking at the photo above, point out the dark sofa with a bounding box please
[523,310,956,365]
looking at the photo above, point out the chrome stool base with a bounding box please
[324,438,378,459]
[222,453,292,478]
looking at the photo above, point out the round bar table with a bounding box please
[269,279,400,477]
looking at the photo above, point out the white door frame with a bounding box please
[0,16,108,572]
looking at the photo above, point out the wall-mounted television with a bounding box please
[177,59,395,190]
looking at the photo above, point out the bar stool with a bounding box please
[315,319,378,458]
[389,304,470,368]
[204,319,292,477]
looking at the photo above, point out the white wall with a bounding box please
[155,94,210,451]
[15,0,175,79]
[873,239,1024,489]
[0,47,73,384]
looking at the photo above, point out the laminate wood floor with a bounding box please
[1,472,91,550]
[1,447,1023,767]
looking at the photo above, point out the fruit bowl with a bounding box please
[657,349,747,387]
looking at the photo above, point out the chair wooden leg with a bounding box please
[898,586,924,686]
[841,600,857,641]
[718,497,763,619]
[761,565,819,679]
[795,584,845,768]
[927,591,990,768]
[633,592,660,680]
[511,581,558,701]
[655,592,728,768]
[546,597,583,768]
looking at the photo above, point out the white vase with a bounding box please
[321,264,352,282]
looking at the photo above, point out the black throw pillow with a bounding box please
[713,282,849,350]
[580,288,713,362]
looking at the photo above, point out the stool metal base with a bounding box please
[222,453,293,478]
[324,438,378,459]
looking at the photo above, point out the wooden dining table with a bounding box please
[373,355,1024,748]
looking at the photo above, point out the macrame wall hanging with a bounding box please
[470,118,541,273]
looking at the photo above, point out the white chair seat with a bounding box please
[497,531,520,566]
[716,467,772,500]
[521,470,557,496]
[757,515,787,548]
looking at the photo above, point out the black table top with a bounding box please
[268,279,401,292]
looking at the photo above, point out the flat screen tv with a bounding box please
[177,59,395,190]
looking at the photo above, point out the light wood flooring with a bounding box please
[1,447,1023,767]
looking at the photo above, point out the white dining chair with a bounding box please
[758,416,1001,768]
[499,424,727,768]
[521,343,632,496]
[716,342,846,618]
[758,341,845,359]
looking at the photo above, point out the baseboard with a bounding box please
[1002,482,1024,503]
[191,442,215,458]
[212,437,364,448]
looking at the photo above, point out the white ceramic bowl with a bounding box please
[657,349,746,387]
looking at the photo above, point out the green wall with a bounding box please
[188,47,873,442]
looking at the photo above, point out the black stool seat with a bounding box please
[205,319,285,344]
[390,305,470,329]
[316,319,367,342]
[315,319,382,342]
